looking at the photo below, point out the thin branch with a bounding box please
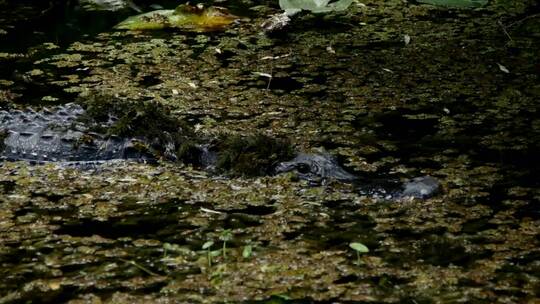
[497,19,513,43]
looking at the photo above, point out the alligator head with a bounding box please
[275,153,440,199]
[274,153,358,183]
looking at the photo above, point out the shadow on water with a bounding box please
[0,0,257,107]
[41,198,269,253]
[0,0,132,106]
[353,107,540,184]
[0,1,128,53]
[283,205,379,250]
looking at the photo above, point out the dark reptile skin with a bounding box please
[0,103,154,165]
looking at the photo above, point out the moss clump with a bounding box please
[176,140,204,165]
[77,92,195,160]
[214,134,294,177]
[75,93,294,175]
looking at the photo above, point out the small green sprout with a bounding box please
[219,229,233,261]
[242,245,253,259]
[202,241,215,267]
[349,242,369,265]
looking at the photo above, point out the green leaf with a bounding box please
[242,245,253,258]
[219,229,233,241]
[115,5,238,31]
[417,0,488,8]
[202,241,214,250]
[349,242,369,253]
[210,249,222,257]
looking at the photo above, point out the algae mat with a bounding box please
[0,0,539,303]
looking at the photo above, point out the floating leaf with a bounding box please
[349,242,369,253]
[115,4,238,32]
[417,0,488,8]
[242,245,252,258]
[202,241,214,250]
[219,229,233,241]
[210,250,222,257]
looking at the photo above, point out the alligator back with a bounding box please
[0,103,154,165]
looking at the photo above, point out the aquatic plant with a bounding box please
[242,245,253,259]
[210,263,228,283]
[115,4,238,32]
[219,229,233,261]
[176,139,205,166]
[349,242,369,265]
[76,92,294,174]
[215,133,294,177]
[78,92,194,161]
[202,241,215,267]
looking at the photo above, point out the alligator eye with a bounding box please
[296,163,311,174]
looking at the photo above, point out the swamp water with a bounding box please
[0,0,539,303]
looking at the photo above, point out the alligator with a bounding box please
[0,102,440,199]
[0,103,157,167]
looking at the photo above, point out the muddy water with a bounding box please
[1,0,539,303]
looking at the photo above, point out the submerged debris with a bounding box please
[114,4,239,32]
[261,12,292,33]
